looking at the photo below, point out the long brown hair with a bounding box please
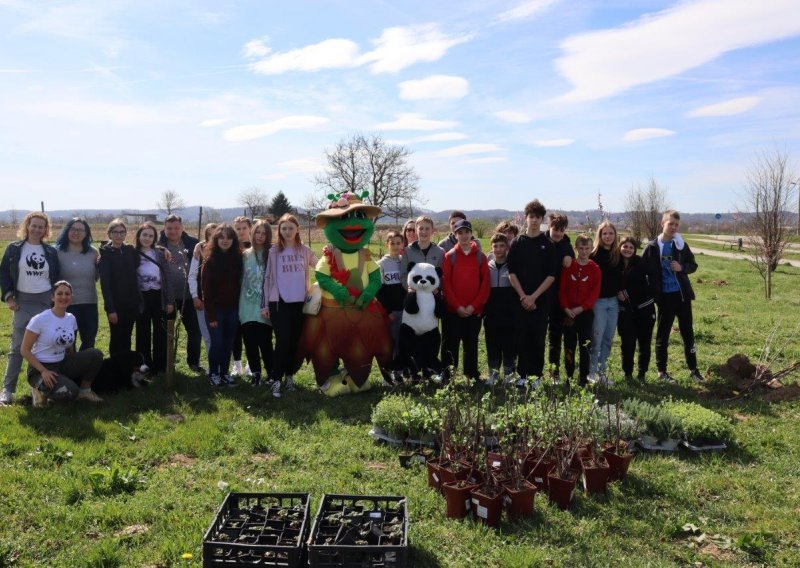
[203,224,241,262]
[591,220,620,266]
[619,236,640,272]
[250,219,273,265]
[276,214,302,252]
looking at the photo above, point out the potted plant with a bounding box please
[371,395,410,442]
[623,399,681,451]
[602,401,637,481]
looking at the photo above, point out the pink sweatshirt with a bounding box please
[263,244,317,305]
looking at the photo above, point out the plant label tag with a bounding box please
[370,512,382,519]
[432,473,439,483]
[465,499,471,510]
[492,460,501,468]
[472,498,478,505]
[534,477,543,484]
[477,505,488,519]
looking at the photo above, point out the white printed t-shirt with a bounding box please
[18,242,51,293]
[26,309,77,363]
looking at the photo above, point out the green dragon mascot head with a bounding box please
[316,190,378,252]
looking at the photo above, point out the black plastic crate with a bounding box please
[307,494,408,568]
[203,492,310,567]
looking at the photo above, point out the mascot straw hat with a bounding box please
[316,191,381,228]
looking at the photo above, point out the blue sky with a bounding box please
[1,0,799,214]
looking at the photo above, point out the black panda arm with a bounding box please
[434,294,445,319]
[404,291,420,314]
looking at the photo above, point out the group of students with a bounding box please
[0,200,702,407]
[377,202,702,388]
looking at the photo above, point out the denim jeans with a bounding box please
[590,296,619,376]
[207,308,239,377]
[67,303,99,350]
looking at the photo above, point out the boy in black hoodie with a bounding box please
[546,213,575,380]
[641,210,702,384]
[484,234,517,385]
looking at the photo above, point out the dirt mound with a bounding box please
[716,354,756,384]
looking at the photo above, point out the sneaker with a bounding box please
[658,372,677,385]
[244,363,253,377]
[77,389,103,403]
[636,372,647,383]
[515,376,528,389]
[208,373,222,387]
[30,386,49,408]
[250,372,261,387]
[530,376,542,389]
[487,369,500,386]
[689,370,704,383]
[189,364,206,375]
[285,376,296,392]
[221,374,236,387]
[503,372,518,386]
[587,373,598,385]
[431,374,444,385]
[0,389,13,406]
[230,361,243,377]
[271,380,282,398]
[598,372,614,387]
[624,374,634,382]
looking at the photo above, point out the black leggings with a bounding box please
[241,321,273,376]
[617,304,655,375]
[655,293,697,373]
[109,308,138,357]
[269,300,304,381]
[483,315,516,373]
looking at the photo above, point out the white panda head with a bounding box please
[407,262,441,293]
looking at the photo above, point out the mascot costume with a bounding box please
[297,191,393,396]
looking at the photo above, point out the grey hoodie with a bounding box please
[400,241,445,285]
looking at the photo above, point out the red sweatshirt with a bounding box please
[442,242,490,315]
[559,259,601,312]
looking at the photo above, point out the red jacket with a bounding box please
[442,242,490,315]
[559,260,601,312]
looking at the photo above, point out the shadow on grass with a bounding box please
[409,545,443,567]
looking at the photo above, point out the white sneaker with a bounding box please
[0,389,12,405]
[209,374,222,387]
[285,376,296,392]
[587,373,599,385]
[271,380,282,398]
[231,361,243,377]
[244,363,253,377]
[30,387,48,408]
[487,370,499,386]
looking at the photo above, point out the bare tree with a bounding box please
[314,133,423,220]
[202,207,224,224]
[301,191,328,245]
[9,207,19,229]
[157,190,186,216]
[238,187,270,218]
[624,176,670,244]
[741,148,796,299]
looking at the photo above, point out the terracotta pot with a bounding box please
[502,480,537,521]
[442,481,478,519]
[470,484,503,527]
[526,459,556,490]
[438,461,470,491]
[426,458,448,491]
[547,469,579,510]
[602,448,635,481]
[580,457,610,494]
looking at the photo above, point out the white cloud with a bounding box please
[622,128,676,142]
[388,132,468,144]
[534,138,574,147]
[398,75,468,100]
[200,118,226,127]
[250,39,360,74]
[360,24,470,74]
[376,113,459,131]
[495,0,562,24]
[242,37,271,59]
[688,96,762,117]
[555,0,800,102]
[467,156,508,164]
[438,143,501,157]
[494,110,531,124]
[246,24,468,75]
[223,115,329,141]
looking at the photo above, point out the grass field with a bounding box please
[1,241,799,567]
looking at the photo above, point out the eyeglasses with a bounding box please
[110,230,127,235]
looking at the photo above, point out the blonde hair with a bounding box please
[415,215,434,228]
[591,221,620,266]
[18,212,51,241]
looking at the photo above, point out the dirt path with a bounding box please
[691,245,800,267]
[692,234,800,252]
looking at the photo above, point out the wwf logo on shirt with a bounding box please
[55,326,74,347]
[26,251,46,270]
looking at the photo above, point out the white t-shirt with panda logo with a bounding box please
[26,309,77,363]
[18,242,51,293]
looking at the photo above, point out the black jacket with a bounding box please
[641,237,697,302]
[99,244,140,313]
[619,255,654,311]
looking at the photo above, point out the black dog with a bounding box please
[92,351,150,394]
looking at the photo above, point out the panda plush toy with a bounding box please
[397,262,444,381]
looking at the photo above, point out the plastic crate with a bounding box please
[307,494,408,568]
[203,492,310,567]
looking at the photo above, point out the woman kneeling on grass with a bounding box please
[21,281,103,407]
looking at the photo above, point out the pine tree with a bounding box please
[269,191,294,217]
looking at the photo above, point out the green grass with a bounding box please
[1,245,800,566]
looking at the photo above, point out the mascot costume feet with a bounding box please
[297,191,393,396]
